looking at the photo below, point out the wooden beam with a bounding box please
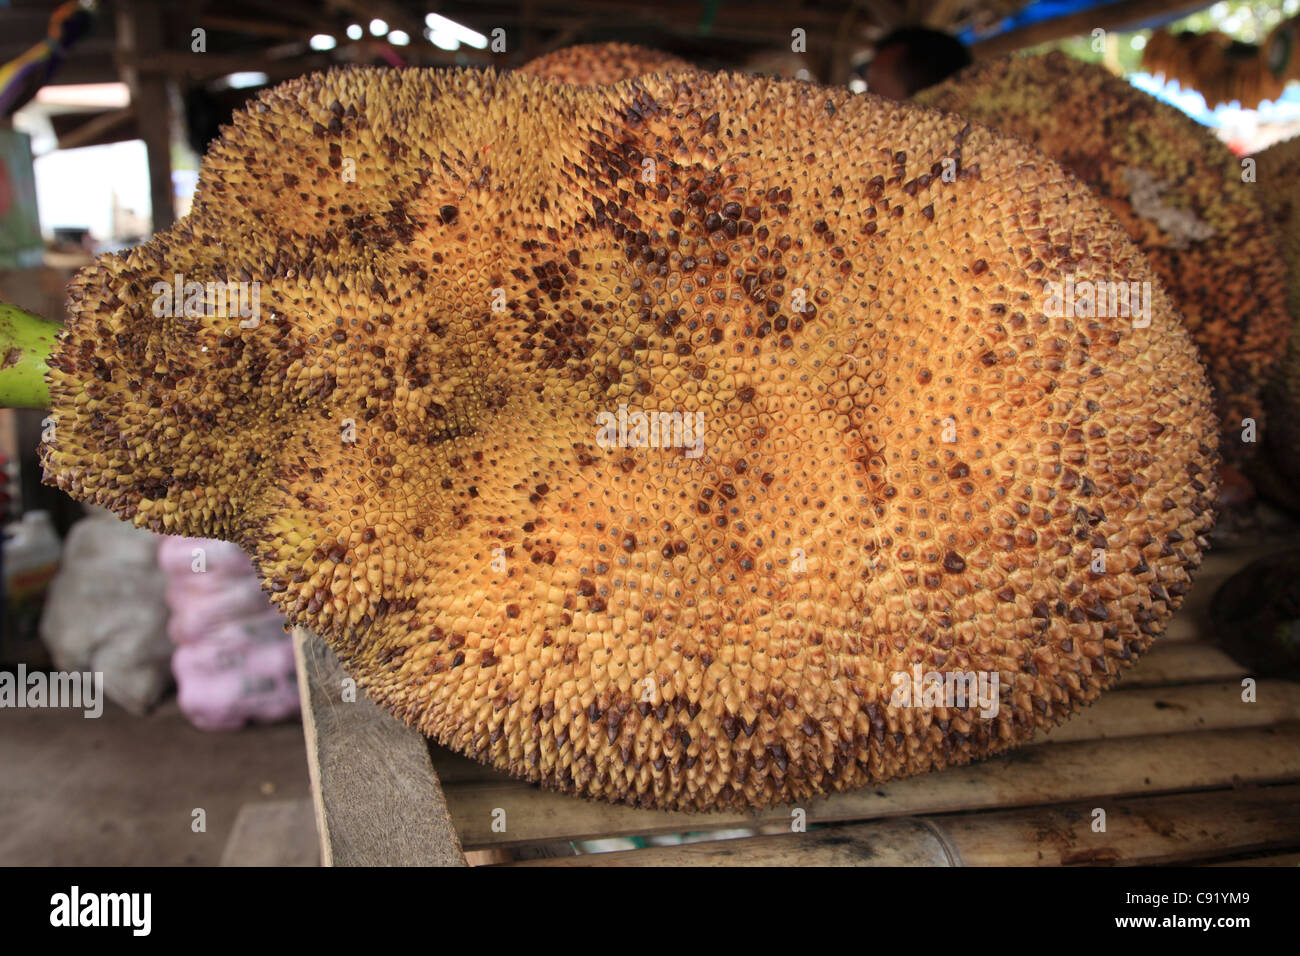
[923,0,972,30]
[514,816,960,866]
[199,15,318,41]
[931,783,1300,866]
[117,51,337,81]
[238,0,337,29]
[972,0,1212,59]
[114,0,174,233]
[55,107,134,151]
[510,784,1300,866]
[1209,851,1300,866]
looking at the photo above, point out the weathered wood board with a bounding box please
[293,629,466,866]
[509,784,1300,867]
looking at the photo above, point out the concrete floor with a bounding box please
[0,695,312,865]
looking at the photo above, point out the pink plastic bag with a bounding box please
[157,536,252,577]
[159,536,299,730]
[166,576,276,646]
[172,638,298,732]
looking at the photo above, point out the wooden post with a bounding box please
[292,628,467,866]
[115,0,175,233]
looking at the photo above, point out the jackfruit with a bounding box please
[918,51,1290,462]
[1248,136,1300,511]
[41,68,1218,810]
[519,42,692,85]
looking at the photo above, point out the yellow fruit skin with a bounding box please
[43,67,1218,810]
[919,51,1290,463]
[519,42,693,85]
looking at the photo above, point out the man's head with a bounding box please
[864,27,972,100]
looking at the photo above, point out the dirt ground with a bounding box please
[0,695,312,865]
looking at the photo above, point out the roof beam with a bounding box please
[972,0,1212,58]
[56,106,135,151]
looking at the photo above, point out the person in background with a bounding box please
[862,27,972,100]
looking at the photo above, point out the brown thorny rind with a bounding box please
[918,51,1289,463]
[1249,136,1300,509]
[43,68,1218,810]
[519,42,694,86]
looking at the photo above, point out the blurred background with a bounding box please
[2,0,1298,866]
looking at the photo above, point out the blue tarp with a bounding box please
[960,0,1206,44]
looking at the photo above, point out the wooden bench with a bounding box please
[293,540,1300,866]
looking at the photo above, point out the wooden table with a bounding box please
[294,540,1300,866]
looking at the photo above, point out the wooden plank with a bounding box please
[293,629,467,866]
[512,785,1300,867]
[1120,641,1246,687]
[509,817,959,867]
[445,724,1300,849]
[935,784,1300,866]
[1035,680,1300,744]
[219,798,320,867]
[1208,852,1300,867]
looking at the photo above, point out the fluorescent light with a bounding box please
[424,12,487,50]
[426,27,459,51]
[346,23,363,40]
[369,18,388,36]
[216,72,269,90]
[35,82,130,108]
[388,30,410,46]
[309,34,336,51]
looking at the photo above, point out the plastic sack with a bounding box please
[158,536,298,730]
[39,515,173,715]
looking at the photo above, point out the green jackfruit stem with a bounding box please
[0,302,58,408]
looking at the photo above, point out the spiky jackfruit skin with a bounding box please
[519,43,693,85]
[43,68,1218,810]
[1250,137,1300,510]
[918,52,1289,463]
